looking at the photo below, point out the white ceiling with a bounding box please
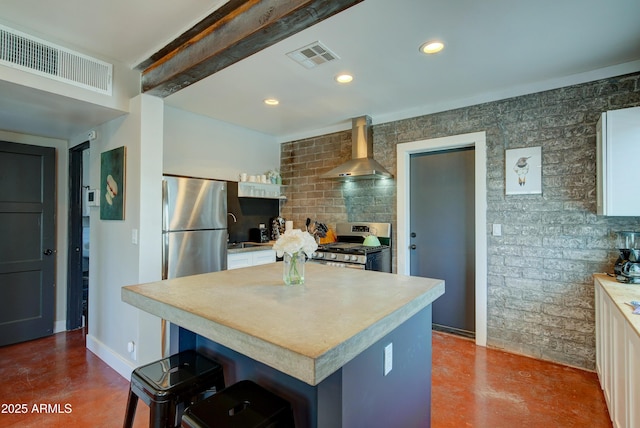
[1,0,640,142]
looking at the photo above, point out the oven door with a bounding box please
[309,259,366,270]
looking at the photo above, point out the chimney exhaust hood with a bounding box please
[321,115,393,181]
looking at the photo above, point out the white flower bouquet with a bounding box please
[272,229,317,285]
[272,229,318,257]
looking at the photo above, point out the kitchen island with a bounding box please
[122,262,444,427]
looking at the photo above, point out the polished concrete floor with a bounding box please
[0,329,611,427]
[0,328,149,428]
[431,332,612,428]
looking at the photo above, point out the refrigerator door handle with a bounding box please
[162,232,169,280]
[162,179,169,232]
[162,178,169,280]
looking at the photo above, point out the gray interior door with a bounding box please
[409,147,475,336]
[67,142,89,330]
[0,141,56,346]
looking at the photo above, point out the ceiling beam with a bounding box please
[139,0,364,97]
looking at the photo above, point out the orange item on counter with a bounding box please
[319,228,337,244]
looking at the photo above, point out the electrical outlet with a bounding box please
[127,341,136,361]
[492,223,502,236]
[384,343,393,376]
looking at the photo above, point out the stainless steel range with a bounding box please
[310,222,391,272]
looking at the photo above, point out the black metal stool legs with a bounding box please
[123,388,139,428]
[150,399,174,428]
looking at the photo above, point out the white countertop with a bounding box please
[122,263,444,385]
[226,242,274,254]
[594,273,640,337]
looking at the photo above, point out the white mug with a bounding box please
[249,175,257,182]
[260,174,267,183]
[240,173,247,182]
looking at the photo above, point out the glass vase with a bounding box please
[283,251,305,285]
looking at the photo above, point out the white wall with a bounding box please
[163,106,280,181]
[80,94,164,379]
[62,102,280,380]
[135,95,165,365]
[0,130,69,333]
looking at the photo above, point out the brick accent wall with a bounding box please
[280,72,640,369]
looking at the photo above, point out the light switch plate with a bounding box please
[492,223,502,236]
[86,189,100,207]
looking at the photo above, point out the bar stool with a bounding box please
[123,350,225,428]
[181,380,294,428]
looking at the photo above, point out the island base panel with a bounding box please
[177,305,432,428]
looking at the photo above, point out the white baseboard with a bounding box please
[86,334,136,381]
[54,320,66,333]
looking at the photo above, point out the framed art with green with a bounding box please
[100,146,126,220]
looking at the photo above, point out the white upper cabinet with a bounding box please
[597,106,640,216]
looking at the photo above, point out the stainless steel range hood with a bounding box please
[321,115,393,181]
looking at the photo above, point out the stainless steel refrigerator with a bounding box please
[162,175,227,279]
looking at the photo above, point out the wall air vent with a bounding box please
[0,24,112,95]
[286,41,339,69]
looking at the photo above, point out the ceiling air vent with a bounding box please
[0,24,112,95]
[286,41,339,69]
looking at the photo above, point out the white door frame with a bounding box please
[396,132,487,347]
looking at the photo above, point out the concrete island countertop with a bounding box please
[594,273,640,337]
[122,263,444,386]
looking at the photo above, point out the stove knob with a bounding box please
[343,254,350,261]
[330,253,337,259]
[350,255,358,261]
[314,252,323,259]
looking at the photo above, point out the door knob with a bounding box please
[410,232,417,238]
[410,244,417,250]
[43,249,55,256]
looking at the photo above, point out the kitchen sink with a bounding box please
[227,242,266,250]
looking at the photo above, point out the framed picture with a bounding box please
[505,146,542,195]
[100,146,126,220]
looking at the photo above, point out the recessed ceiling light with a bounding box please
[420,41,444,54]
[264,98,279,106]
[335,73,353,84]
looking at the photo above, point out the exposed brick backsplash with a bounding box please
[280,72,640,369]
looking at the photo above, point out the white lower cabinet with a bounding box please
[611,302,626,428]
[227,249,275,270]
[595,285,610,405]
[252,250,277,266]
[595,276,640,428]
[627,324,640,427]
